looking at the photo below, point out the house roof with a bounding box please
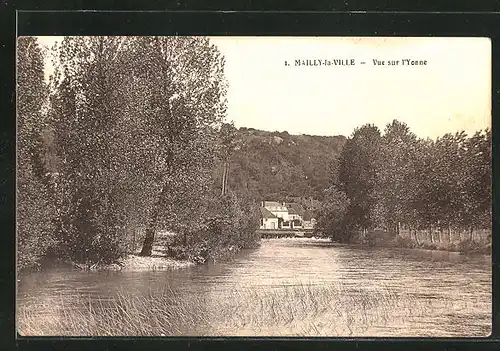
[286,203,305,216]
[263,201,286,209]
[260,207,277,219]
[303,210,316,221]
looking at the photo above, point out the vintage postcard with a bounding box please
[16,36,491,337]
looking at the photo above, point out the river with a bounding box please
[17,238,491,337]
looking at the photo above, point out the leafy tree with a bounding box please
[125,37,227,256]
[337,124,382,232]
[18,36,263,267]
[375,120,418,233]
[315,187,350,241]
[319,118,491,246]
[433,133,468,227]
[49,37,128,264]
[462,129,492,229]
[17,37,57,269]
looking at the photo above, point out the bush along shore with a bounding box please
[389,229,491,254]
[34,223,260,273]
[30,189,261,273]
[326,228,491,255]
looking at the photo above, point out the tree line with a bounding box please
[316,120,491,245]
[17,36,259,271]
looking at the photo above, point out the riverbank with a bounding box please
[389,235,491,255]
[345,229,491,255]
[29,242,196,273]
[256,229,315,238]
[27,230,261,273]
[61,234,259,272]
[68,244,195,272]
[121,252,195,271]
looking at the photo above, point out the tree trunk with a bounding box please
[221,163,226,196]
[139,204,160,256]
[221,161,230,196]
[139,178,169,256]
[225,162,230,193]
[132,227,136,252]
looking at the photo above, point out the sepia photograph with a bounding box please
[16,36,491,337]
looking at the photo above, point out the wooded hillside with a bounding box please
[222,127,346,202]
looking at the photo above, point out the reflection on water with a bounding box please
[17,238,491,336]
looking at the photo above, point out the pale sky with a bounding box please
[37,36,491,139]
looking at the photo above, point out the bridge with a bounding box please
[256,229,316,239]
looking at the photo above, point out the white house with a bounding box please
[260,207,279,229]
[261,201,310,229]
[285,203,303,229]
[262,201,290,222]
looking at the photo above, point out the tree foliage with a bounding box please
[338,124,381,232]
[314,187,350,241]
[48,37,129,264]
[17,36,259,269]
[317,119,491,243]
[17,37,57,270]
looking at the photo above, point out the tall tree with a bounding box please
[17,37,56,269]
[376,120,418,233]
[463,129,492,229]
[315,186,350,241]
[128,37,227,256]
[49,36,128,264]
[337,124,382,232]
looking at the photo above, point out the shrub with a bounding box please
[17,175,57,271]
[167,191,260,263]
[391,235,416,249]
[315,187,350,242]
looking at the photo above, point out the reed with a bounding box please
[17,282,480,337]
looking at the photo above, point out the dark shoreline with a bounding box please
[344,234,492,256]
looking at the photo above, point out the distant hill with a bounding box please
[224,127,346,204]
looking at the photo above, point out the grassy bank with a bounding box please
[388,235,491,255]
[17,282,489,337]
[343,229,491,255]
[47,230,258,272]
[38,233,196,272]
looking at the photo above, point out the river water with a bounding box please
[17,238,491,337]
